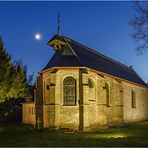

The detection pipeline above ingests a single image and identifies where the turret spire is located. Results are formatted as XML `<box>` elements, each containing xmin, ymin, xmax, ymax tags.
<box><xmin>58</xmin><ymin>13</ymin><xmax>60</xmax><ymax>36</ymax></box>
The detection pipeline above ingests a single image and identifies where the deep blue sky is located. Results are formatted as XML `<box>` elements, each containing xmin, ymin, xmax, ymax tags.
<box><xmin>0</xmin><ymin>1</ymin><xmax>148</xmax><ymax>82</ymax></box>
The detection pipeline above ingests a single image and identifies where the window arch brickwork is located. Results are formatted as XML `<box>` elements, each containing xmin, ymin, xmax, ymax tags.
<box><xmin>63</xmin><ymin>77</ymin><xmax>76</xmax><ymax>105</ymax></box>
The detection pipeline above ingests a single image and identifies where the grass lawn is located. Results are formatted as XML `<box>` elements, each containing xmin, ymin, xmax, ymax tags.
<box><xmin>0</xmin><ymin>121</ymin><xmax>148</xmax><ymax>147</ymax></box>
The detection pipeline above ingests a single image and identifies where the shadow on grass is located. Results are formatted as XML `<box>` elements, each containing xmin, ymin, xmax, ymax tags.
<box><xmin>0</xmin><ymin>121</ymin><xmax>148</xmax><ymax>147</ymax></box>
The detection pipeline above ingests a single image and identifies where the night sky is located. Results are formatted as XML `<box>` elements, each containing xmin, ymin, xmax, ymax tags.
<box><xmin>0</xmin><ymin>1</ymin><xmax>148</xmax><ymax>82</ymax></box>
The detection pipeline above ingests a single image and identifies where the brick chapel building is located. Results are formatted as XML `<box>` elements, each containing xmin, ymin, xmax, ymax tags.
<box><xmin>22</xmin><ymin>34</ymin><xmax>148</xmax><ymax>131</ymax></box>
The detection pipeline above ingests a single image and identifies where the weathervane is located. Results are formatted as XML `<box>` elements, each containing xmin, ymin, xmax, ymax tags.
<box><xmin>58</xmin><ymin>13</ymin><xmax>60</xmax><ymax>36</ymax></box>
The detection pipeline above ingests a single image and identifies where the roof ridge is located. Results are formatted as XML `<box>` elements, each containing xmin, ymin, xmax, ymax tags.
<box><xmin>62</xmin><ymin>35</ymin><xmax>134</xmax><ymax>73</ymax></box>
<box><xmin>44</xmin><ymin>34</ymin><xmax>146</xmax><ymax>86</ymax></box>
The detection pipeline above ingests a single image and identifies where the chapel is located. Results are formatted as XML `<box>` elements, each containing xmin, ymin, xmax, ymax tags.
<box><xmin>22</xmin><ymin>34</ymin><xmax>148</xmax><ymax>131</ymax></box>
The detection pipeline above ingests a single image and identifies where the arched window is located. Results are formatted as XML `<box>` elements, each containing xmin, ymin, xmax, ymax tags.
<box><xmin>131</xmin><ymin>89</ymin><xmax>136</xmax><ymax>108</ymax></box>
<box><xmin>63</xmin><ymin>77</ymin><xmax>76</xmax><ymax>105</ymax></box>
<box><xmin>105</xmin><ymin>82</ymin><xmax>110</xmax><ymax>107</ymax></box>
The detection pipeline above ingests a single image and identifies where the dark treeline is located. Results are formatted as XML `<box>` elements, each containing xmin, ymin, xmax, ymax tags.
<box><xmin>0</xmin><ymin>37</ymin><xmax>33</xmax><ymax>103</ymax></box>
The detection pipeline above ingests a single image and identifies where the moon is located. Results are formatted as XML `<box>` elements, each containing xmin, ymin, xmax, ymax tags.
<box><xmin>35</xmin><ymin>33</ymin><xmax>42</xmax><ymax>40</ymax></box>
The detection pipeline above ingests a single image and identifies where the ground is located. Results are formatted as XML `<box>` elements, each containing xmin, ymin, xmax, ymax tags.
<box><xmin>0</xmin><ymin>121</ymin><xmax>148</xmax><ymax>147</ymax></box>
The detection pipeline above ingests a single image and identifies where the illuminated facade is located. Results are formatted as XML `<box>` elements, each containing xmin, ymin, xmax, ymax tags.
<box><xmin>22</xmin><ymin>34</ymin><xmax>148</xmax><ymax>131</ymax></box>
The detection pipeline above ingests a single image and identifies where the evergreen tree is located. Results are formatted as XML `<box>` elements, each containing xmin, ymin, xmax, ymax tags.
<box><xmin>0</xmin><ymin>37</ymin><xmax>29</xmax><ymax>102</ymax></box>
<box><xmin>8</xmin><ymin>60</ymin><xmax>28</xmax><ymax>99</ymax></box>
<box><xmin>0</xmin><ymin>37</ymin><xmax>12</xmax><ymax>102</ymax></box>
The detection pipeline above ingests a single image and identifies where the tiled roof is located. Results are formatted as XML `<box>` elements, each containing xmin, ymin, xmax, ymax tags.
<box><xmin>42</xmin><ymin>35</ymin><xmax>146</xmax><ymax>87</ymax></box>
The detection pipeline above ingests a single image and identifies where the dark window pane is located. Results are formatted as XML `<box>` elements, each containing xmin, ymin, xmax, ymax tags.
<box><xmin>63</xmin><ymin>77</ymin><xmax>76</xmax><ymax>105</ymax></box>
<box><xmin>106</xmin><ymin>83</ymin><xmax>110</xmax><ymax>107</ymax></box>
<box><xmin>132</xmin><ymin>89</ymin><xmax>136</xmax><ymax>108</ymax></box>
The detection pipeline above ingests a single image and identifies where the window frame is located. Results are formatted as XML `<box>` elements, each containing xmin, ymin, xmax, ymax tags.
<box><xmin>105</xmin><ymin>82</ymin><xmax>111</xmax><ymax>107</ymax></box>
<box><xmin>63</xmin><ymin>76</ymin><xmax>76</xmax><ymax>106</ymax></box>
<box><xmin>131</xmin><ymin>89</ymin><xmax>136</xmax><ymax>108</ymax></box>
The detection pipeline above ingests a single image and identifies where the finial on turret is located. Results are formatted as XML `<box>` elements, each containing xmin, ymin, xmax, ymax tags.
<box><xmin>58</xmin><ymin>13</ymin><xmax>60</xmax><ymax>36</ymax></box>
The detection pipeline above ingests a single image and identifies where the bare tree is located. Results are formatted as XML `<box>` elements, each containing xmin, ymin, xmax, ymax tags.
<box><xmin>130</xmin><ymin>1</ymin><xmax>148</xmax><ymax>55</ymax></box>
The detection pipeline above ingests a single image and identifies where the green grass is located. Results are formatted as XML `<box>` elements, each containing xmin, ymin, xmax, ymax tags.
<box><xmin>0</xmin><ymin>121</ymin><xmax>148</xmax><ymax>147</ymax></box>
